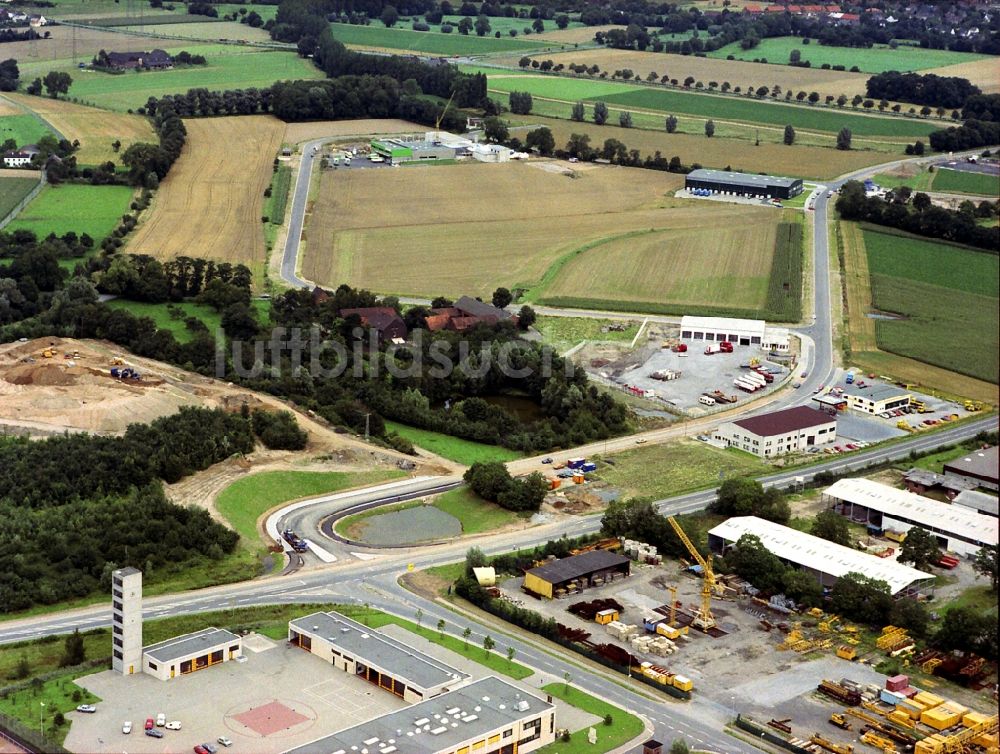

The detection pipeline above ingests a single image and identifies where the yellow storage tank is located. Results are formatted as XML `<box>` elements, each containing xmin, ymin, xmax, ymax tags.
<box><xmin>921</xmin><ymin>706</ymin><xmax>962</xmax><ymax>731</ymax></box>
<box><xmin>914</xmin><ymin>691</ymin><xmax>944</xmax><ymax>709</ymax></box>
<box><xmin>672</xmin><ymin>675</ymin><xmax>693</xmax><ymax>692</ymax></box>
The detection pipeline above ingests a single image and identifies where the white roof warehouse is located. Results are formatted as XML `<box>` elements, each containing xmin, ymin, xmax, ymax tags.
<box><xmin>708</xmin><ymin>516</ymin><xmax>934</xmax><ymax>596</ymax></box>
<box><xmin>823</xmin><ymin>478</ymin><xmax>999</xmax><ymax>557</ymax></box>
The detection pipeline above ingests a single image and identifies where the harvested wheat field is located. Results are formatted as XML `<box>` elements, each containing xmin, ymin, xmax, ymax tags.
<box><xmin>518</xmin><ymin>115</ymin><xmax>888</xmax><ymax>178</ymax></box>
<box><xmin>526</xmin><ymin>49</ymin><xmax>873</xmax><ymax>101</ymax></box>
<box><xmin>543</xmin><ymin>209</ymin><xmax>781</xmax><ymax>309</ymax></box>
<box><xmin>283</xmin><ymin>118</ymin><xmax>420</xmax><ymax>143</ymax></box>
<box><xmin>5</xmin><ymin>93</ymin><xmax>156</xmax><ymax>165</ymax></box>
<box><xmin>0</xmin><ymin>99</ymin><xmax>19</xmax><ymax>117</ymax></box>
<box><xmin>927</xmin><ymin>59</ymin><xmax>1000</xmax><ymax>94</ymax></box>
<box><xmin>0</xmin><ymin>26</ymin><xmax>150</xmax><ymax>68</ymax></box>
<box><xmin>128</xmin><ymin>115</ymin><xmax>284</xmax><ymax>272</ymax></box>
<box><xmin>531</xmin><ymin>24</ymin><xmax>625</xmax><ymax>44</ymax></box>
<box><xmin>305</xmin><ymin>160</ymin><xmax>697</xmax><ymax>298</ymax></box>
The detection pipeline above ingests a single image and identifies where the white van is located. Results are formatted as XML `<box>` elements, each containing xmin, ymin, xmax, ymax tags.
<box><xmin>699</xmin><ymin>396</ymin><xmax>716</xmax><ymax>406</ymax></box>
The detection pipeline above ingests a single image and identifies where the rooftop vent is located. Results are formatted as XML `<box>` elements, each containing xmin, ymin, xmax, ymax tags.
<box><xmin>430</xmin><ymin>726</ymin><xmax>447</xmax><ymax>735</ymax></box>
<box><xmin>516</xmin><ymin>700</ymin><xmax>530</xmax><ymax>712</ymax></box>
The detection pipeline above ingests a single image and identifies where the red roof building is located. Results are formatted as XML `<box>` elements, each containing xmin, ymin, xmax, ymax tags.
<box><xmin>339</xmin><ymin>307</ymin><xmax>408</xmax><ymax>342</ymax></box>
<box><xmin>714</xmin><ymin>406</ymin><xmax>837</xmax><ymax>458</ymax></box>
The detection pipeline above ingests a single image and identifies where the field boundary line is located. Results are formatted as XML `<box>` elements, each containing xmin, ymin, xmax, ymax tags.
<box><xmin>0</xmin><ymin>171</ymin><xmax>46</xmax><ymax>231</ymax></box>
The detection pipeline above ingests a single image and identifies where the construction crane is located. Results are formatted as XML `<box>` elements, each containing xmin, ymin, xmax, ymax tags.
<box><xmin>435</xmin><ymin>91</ymin><xmax>456</xmax><ymax>131</ymax></box>
<box><xmin>667</xmin><ymin>516</ymin><xmax>716</xmax><ymax>631</ymax></box>
<box><xmin>915</xmin><ymin>714</ymin><xmax>998</xmax><ymax>754</ymax></box>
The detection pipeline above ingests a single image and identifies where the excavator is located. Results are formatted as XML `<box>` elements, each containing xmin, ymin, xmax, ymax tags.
<box><xmin>667</xmin><ymin>516</ymin><xmax>717</xmax><ymax>632</ymax></box>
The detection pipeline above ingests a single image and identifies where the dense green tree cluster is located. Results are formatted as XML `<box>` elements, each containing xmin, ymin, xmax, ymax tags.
<box><xmin>464</xmin><ymin>462</ymin><xmax>547</xmax><ymax>512</ymax></box>
<box><xmin>866</xmin><ymin>72</ymin><xmax>980</xmax><ymax>110</ymax></box>
<box><xmin>252</xmin><ymin>408</ymin><xmax>308</xmax><ymax>450</ymax></box>
<box><xmin>600</xmin><ymin>498</ymin><xmax>703</xmax><ymax>560</ymax></box>
<box><xmin>709</xmin><ymin>478</ymin><xmax>790</xmax><ymax>524</ymax></box>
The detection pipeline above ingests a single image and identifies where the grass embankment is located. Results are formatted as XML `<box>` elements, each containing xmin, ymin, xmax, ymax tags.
<box><xmin>216</xmin><ymin>469</ymin><xmax>406</xmax><ymax>544</ymax></box>
<box><xmin>537</xmin><ymin>683</ymin><xmax>644</xmax><ymax>754</ymax></box>
<box><xmin>384</xmin><ymin>420</ymin><xmax>522</xmax><ymax>464</ymax></box>
<box><xmin>337</xmin><ymin>486</ymin><xmax>524</xmax><ymax>541</ymax></box>
<box><xmin>0</xmin><ymin>176</ymin><xmax>40</xmax><ymax>219</ymax></box>
<box><xmin>533</xmin><ymin>315</ymin><xmax>638</xmax><ymax>353</ymax></box>
<box><xmin>706</xmin><ymin>37</ymin><xmax>988</xmax><ymax>73</ymax></box>
<box><xmin>596</xmin><ymin>441</ymin><xmax>770</xmax><ymax>499</ymax></box>
<box><xmin>7</xmin><ymin>184</ymin><xmax>133</xmax><ymax>241</ymax></box>
<box><xmin>864</xmin><ymin>227</ymin><xmax>999</xmax><ymax>384</ymax></box>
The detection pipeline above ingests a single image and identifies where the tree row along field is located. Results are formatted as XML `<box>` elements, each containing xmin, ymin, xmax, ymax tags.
<box><xmin>126</xmin><ymin>116</ymin><xmax>285</xmax><ymax>277</ymax></box>
<box><xmin>4</xmin><ymin>93</ymin><xmax>156</xmax><ymax>165</ymax></box>
<box><xmin>508</xmin><ymin>48</ymin><xmax>878</xmax><ymax>102</ymax></box>
<box><xmin>508</xmin><ymin>114</ymin><xmax>892</xmax><ymax>178</ymax></box>
<box><xmin>706</xmin><ymin>36</ymin><xmax>992</xmax><ymax>73</ymax></box>
<box><xmin>863</xmin><ymin>227</ymin><xmax>999</xmax><ymax>385</ymax></box>
<box><xmin>486</xmin><ymin>74</ymin><xmax>939</xmax><ymax>138</ymax></box>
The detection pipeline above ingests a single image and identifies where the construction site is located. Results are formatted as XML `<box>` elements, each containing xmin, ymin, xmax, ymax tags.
<box><xmin>490</xmin><ymin>526</ymin><xmax>998</xmax><ymax>754</ymax></box>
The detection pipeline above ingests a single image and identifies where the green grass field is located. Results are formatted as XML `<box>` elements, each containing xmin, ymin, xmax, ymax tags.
<box><xmin>216</xmin><ymin>469</ymin><xmax>405</xmax><ymax>544</ymax></box>
<box><xmin>533</xmin><ymin>315</ymin><xmax>637</xmax><ymax>353</ymax></box>
<box><xmin>932</xmin><ymin>168</ymin><xmax>999</xmax><ymax>197</ymax></box>
<box><xmin>0</xmin><ymin>113</ymin><xmax>54</xmax><ymax>148</ymax></box>
<box><xmin>872</xmin><ymin>171</ymin><xmax>935</xmax><ymax>191</ymax></box>
<box><xmin>384</xmin><ymin>420</ymin><xmax>522</xmax><ymax>464</ymax></box>
<box><xmin>104</xmin><ymin>299</ymin><xmax>227</xmax><ymax>342</ymax></box>
<box><xmin>537</xmin><ymin>684</ymin><xmax>644</xmax><ymax>753</ymax></box>
<box><xmin>596</xmin><ymin>440</ymin><xmax>769</xmax><ymax>499</ymax></box>
<box><xmin>49</xmin><ymin>50</ymin><xmax>320</xmax><ymax>111</ymax></box>
<box><xmin>707</xmin><ymin>37</ymin><xmax>989</xmax><ymax>73</ymax></box>
<box><xmin>7</xmin><ymin>184</ymin><xmax>133</xmax><ymax>241</ymax></box>
<box><xmin>0</xmin><ymin>176</ymin><xmax>41</xmax><ymax>219</ymax></box>
<box><xmin>265</xmin><ymin>164</ymin><xmax>292</xmax><ymax>224</ymax></box>
<box><xmin>0</xmin><ymin>668</ymin><xmax>101</xmax><ymax>746</ymax></box>
<box><xmin>328</xmin><ymin>22</ymin><xmax>545</xmax><ymax>54</ymax></box>
<box><xmin>438</xmin><ymin>14</ymin><xmax>584</xmax><ymax>34</ymax></box>
<box><xmin>864</xmin><ymin>228</ymin><xmax>999</xmax><ymax>383</ymax></box>
<box><xmin>486</xmin><ymin>75</ymin><xmax>938</xmax><ymax>137</ymax></box>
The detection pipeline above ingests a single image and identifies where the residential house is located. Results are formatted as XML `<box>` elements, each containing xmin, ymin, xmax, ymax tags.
<box><xmin>103</xmin><ymin>49</ymin><xmax>173</xmax><ymax>70</ymax></box>
<box><xmin>2</xmin><ymin>144</ymin><xmax>39</xmax><ymax>168</ymax></box>
<box><xmin>339</xmin><ymin>306</ymin><xmax>408</xmax><ymax>342</ymax></box>
<box><xmin>28</xmin><ymin>14</ymin><xmax>47</xmax><ymax>26</ymax></box>
<box><xmin>422</xmin><ymin>296</ymin><xmax>518</xmax><ymax>332</ymax></box>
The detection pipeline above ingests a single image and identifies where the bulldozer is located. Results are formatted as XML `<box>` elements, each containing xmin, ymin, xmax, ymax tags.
<box><xmin>41</xmin><ymin>348</ymin><xmax>55</xmax><ymax>358</ymax></box>
<box><xmin>964</xmin><ymin>400</ymin><xmax>983</xmax><ymax>411</ymax></box>
<box><xmin>829</xmin><ymin>713</ymin><xmax>852</xmax><ymax>731</ymax></box>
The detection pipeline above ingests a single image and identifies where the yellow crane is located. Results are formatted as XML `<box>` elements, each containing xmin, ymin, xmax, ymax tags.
<box><xmin>667</xmin><ymin>516</ymin><xmax>716</xmax><ymax>632</ymax></box>
<box><xmin>435</xmin><ymin>91</ymin><xmax>456</xmax><ymax>130</ymax></box>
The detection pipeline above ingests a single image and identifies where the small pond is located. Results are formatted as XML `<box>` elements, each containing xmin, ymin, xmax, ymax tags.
<box><xmin>355</xmin><ymin>505</ymin><xmax>462</xmax><ymax>545</ymax></box>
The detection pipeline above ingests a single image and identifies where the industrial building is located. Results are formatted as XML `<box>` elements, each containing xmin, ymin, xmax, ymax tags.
<box><xmin>142</xmin><ymin>627</ymin><xmax>242</xmax><ymax>681</ymax></box>
<box><xmin>707</xmin><ymin>516</ymin><xmax>935</xmax><ymax>596</ymax></box>
<box><xmin>523</xmin><ymin>550</ymin><xmax>630</xmax><ymax>599</ymax></box>
<box><xmin>111</xmin><ymin>567</ymin><xmax>142</xmax><ymax>676</ymax></box>
<box><xmin>953</xmin><ymin>490</ymin><xmax>999</xmax><ymax>518</ymax></box>
<box><xmin>823</xmin><ymin>478</ymin><xmax>999</xmax><ymax>557</ymax></box>
<box><xmin>713</xmin><ymin>406</ymin><xmax>836</xmax><ymax>458</ymax></box>
<box><xmin>943</xmin><ymin>446</ymin><xmax>998</xmax><ymax>491</ymax></box>
<box><xmin>903</xmin><ymin>468</ymin><xmax>977</xmax><ymax>499</ymax></box>
<box><xmin>285</xmin><ymin>676</ymin><xmax>555</xmax><ymax>754</ymax></box>
<box><xmin>369</xmin><ymin>132</ymin><xmax>474</xmax><ymax>165</ymax></box>
<box><xmin>684</xmin><ymin>169</ymin><xmax>803</xmax><ymax>199</ymax></box>
<box><xmin>842</xmin><ymin>384</ymin><xmax>911</xmax><ymax>415</ymax></box>
<box><xmin>289</xmin><ymin>611</ymin><xmax>469</xmax><ymax>703</ymax></box>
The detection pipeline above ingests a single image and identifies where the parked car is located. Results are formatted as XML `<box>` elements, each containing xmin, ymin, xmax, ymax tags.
<box><xmin>218</xmin><ymin>738</ymin><xmax>233</xmax><ymax>748</ymax></box>
<box><xmin>541</xmin><ymin>457</ymin><xmax>553</xmax><ymax>464</ymax></box>
<box><xmin>122</xmin><ymin>721</ymin><xmax>132</xmax><ymax>735</ymax></box>
<box><xmin>201</xmin><ymin>743</ymin><xmax>218</xmax><ymax>754</ymax></box>
<box><xmin>166</xmin><ymin>721</ymin><xmax>182</xmax><ymax>730</ymax></box>
<box><xmin>792</xmin><ymin>382</ymin><xmax>801</xmax><ymax>389</ymax></box>
<box><xmin>76</xmin><ymin>705</ymin><xmax>97</xmax><ymax>714</ymax></box>
<box><xmin>846</xmin><ymin>444</ymin><xmax>858</xmax><ymax>450</ymax></box>
<box><xmin>145</xmin><ymin>729</ymin><xmax>164</xmax><ymax>739</ymax></box>
<box><xmin>635</xmin><ymin>438</ymin><xmax>647</xmax><ymax>444</ymax></box>
<box><xmin>145</xmin><ymin>718</ymin><xmax>155</xmax><ymax>731</ymax></box>
<box><xmin>194</xmin><ymin>747</ymin><xmax>210</xmax><ymax>754</ymax></box>
<box><xmin>156</xmin><ymin>712</ymin><xmax>166</xmax><ymax>727</ymax></box>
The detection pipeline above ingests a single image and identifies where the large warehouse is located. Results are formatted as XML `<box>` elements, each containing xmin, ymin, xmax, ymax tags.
<box><xmin>708</xmin><ymin>516</ymin><xmax>935</xmax><ymax>596</ymax></box>
<box><xmin>713</xmin><ymin>406</ymin><xmax>836</xmax><ymax>458</ymax></box>
<box><xmin>823</xmin><ymin>478</ymin><xmax>999</xmax><ymax>557</ymax></box>
<box><xmin>286</xmin><ymin>676</ymin><xmax>556</xmax><ymax>754</ymax></box>
<box><xmin>944</xmin><ymin>446</ymin><xmax>998</xmax><ymax>491</ymax></box>
<box><xmin>523</xmin><ymin>550</ymin><xmax>630</xmax><ymax>599</ymax></box>
<box><xmin>684</xmin><ymin>168</ymin><xmax>803</xmax><ymax>199</ymax></box>
<box><xmin>678</xmin><ymin>316</ymin><xmax>790</xmax><ymax>351</ymax></box>
<box><xmin>289</xmin><ymin>611</ymin><xmax>469</xmax><ymax>703</ymax></box>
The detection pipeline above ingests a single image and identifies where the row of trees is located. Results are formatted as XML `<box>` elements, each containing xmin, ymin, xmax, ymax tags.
<box><xmin>836</xmin><ymin>180</ymin><xmax>998</xmax><ymax>252</ymax></box>
<box><xmin>927</xmin><ymin>119</ymin><xmax>1000</xmax><ymax>154</ymax></box>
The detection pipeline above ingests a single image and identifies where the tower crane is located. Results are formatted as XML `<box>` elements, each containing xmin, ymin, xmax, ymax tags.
<box><xmin>435</xmin><ymin>91</ymin><xmax>456</xmax><ymax>131</ymax></box>
<box><xmin>667</xmin><ymin>516</ymin><xmax>717</xmax><ymax>632</ymax></box>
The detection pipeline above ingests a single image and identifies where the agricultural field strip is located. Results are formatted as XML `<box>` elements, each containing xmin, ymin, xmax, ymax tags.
<box><xmin>486</xmin><ymin>75</ymin><xmax>937</xmax><ymax>137</ymax></box>
<box><xmin>0</xmin><ymin>176</ymin><xmax>41</xmax><ymax>221</ymax></box>
<box><xmin>327</xmin><ymin>22</ymin><xmax>547</xmax><ymax>54</ymax></box>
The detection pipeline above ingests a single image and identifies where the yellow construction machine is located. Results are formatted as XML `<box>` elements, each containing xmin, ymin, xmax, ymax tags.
<box><xmin>667</xmin><ymin>516</ymin><xmax>716</xmax><ymax>631</ymax></box>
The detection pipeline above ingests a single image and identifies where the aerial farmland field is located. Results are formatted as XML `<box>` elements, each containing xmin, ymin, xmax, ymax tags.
<box><xmin>707</xmin><ymin>37</ymin><xmax>991</xmax><ymax>74</ymax></box>
<box><xmin>127</xmin><ymin>116</ymin><xmax>284</xmax><ymax>277</ymax></box>
<box><xmin>6</xmin><ymin>184</ymin><xmax>134</xmax><ymax>241</ymax></box>
<box><xmin>5</xmin><ymin>94</ymin><xmax>156</xmax><ymax>165</ymax></box>
<box><xmin>304</xmin><ymin>160</ymin><xmax>792</xmax><ymax>315</ymax></box>
<box><xmin>327</xmin><ymin>22</ymin><xmax>545</xmax><ymax>54</ymax></box>
<box><xmin>0</xmin><ymin>109</ymin><xmax>52</xmax><ymax>150</ymax></box>
<box><xmin>519</xmin><ymin>49</ymin><xmax>874</xmax><ymax>101</ymax></box>
<box><xmin>926</xmin><ymin>59</ymin><xmax>1000</xmax><ymax>94</ymax></box>
<box><xmin>486</xmin><ymin>75</ymin><xmax>938</xmax><ymax>137</ymax></box>
<box><xmin>0</xmin><ymin>173</ymin><xmax>41</xmax><ymax>220</ymax></box>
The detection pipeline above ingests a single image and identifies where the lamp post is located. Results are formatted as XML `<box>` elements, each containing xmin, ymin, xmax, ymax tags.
<box><xmin>39</xmin><ymin>701</ymin><xmax>45</xmax><ymax>734</ymax></box>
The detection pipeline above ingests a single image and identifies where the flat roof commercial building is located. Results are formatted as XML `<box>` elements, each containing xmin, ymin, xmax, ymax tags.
<box><xmin>523</xmin><ymin>550</ymin><xmax>629</xmax><ymax>599</ymax></box>
<box><xmin>680</xmin><ymin>316</ymin><xmax>765</xmax><ymax>346</ymax></box>
<box><xmin>142</xmin><ymin>627</ymin><xmax>242</xmax><ymax>681</ymax></box>
<box><xmin>953</xmin><ymin>489</ymin><xmax>999</xmax><ymax>518</ymax></box>
<box><xmin>685</xmin><ymin>169</ymin><xmax>803</xmax><ymax>199</ymax></box>
<box><xmin>286</xmin><ymin>676</ymin><xmax>555</xmax><ymax>754</ymax></box>
<box><xmin>944</xmin><ymin>446</ymin><xmax>998</xmax><ymax>491</ymax></box>
<box><xmin>843</xmin><ymin>384</ymin><xmax>910</xmax><ymax>415</ymax></box>
<box><xmin>289</xmin><ymin>611</ymin><xmax>469</xmax><ymax>703</ymax></box>
<box><xmin>714</xmin><ymin>406</ymin><xmax>836</xmax><ymax>458</ymax></box>
<box><xmin>708</xmin><ymin>516</ymin><xmax>934</xmax><ymax>596</ymax></box>
<box><xmin>823</xmin><ymin>478</ymin><xmax>999</xmax><ymax>557</ymax></box>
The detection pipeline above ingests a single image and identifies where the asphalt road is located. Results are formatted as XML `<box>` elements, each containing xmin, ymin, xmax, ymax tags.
<box><xmin>280</xmin><ymin>139</ymin><xmax>325</xmax><ymax>289</ymax></box>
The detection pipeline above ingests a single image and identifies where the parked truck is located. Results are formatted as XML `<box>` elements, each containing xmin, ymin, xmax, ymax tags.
<box><xmin>282</xmin><ymin>529</ymin><xmax>310</xmax><ymax>552</ymax></box>
<box><xmin>719</xmin><ymin>341</ymin><xmax>734</xmax><ymax>353</ymax></box>
<box><xmin>704</xmin><ymin>345</ymin><xmax>721</xmax><ymax>355</ymax></box>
